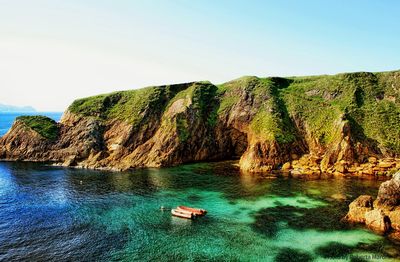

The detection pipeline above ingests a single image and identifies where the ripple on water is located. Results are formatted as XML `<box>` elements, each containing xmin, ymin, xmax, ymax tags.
<box><xmin>0</xmin><ymin>161</ymin><xmax>398</xmax><ymax>261</ymax></box>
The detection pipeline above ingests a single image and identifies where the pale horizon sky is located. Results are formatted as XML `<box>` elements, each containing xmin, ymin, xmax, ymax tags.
<box><xmin>1</xmin><ymin>0</ymin><xmax>399</xmax><ymax>111</ymax></box>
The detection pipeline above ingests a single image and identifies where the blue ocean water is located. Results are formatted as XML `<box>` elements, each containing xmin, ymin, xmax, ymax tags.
<box><xmin>0</xmin><ymin>112</ymin><xmax>63</xmax><ymax>137</ymax></box>
<box><xmin>0</xmin><ymin>161</ymin><xmax>398</xmax><ymax>261</ymax></box>
<box><xmin>0</xmin><ymin>112</ymin><xmax>399</xmax><ymax>260</ymax></box>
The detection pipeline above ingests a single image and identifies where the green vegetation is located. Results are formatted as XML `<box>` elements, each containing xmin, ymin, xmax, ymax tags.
<box><xmin>250</xmin><ymin>77</ymin><xmax>297</xmax><ymax>143</ymax></box>
<box><xmin>17</xmin><ymin>115</ymin><xmax>59</xmax><ymax>140</ymax></box>
<box><xmin>218</xmin><ymin>76</ymin><xmax>296</xmax><ymax>143</ymax></box>
<box><xmin>281</xmin><ymin>76</ymin><xmax>345</xmax><ymax>145</ymax></box>
<box><xmin>217</xmin><ymin>76</ymin><xmax>255</xmax><ymax>114</ymax></box>
<box><xmin>176</xmin><ymin>116</ymin><xmax>189</xmax><ymax>142</ymax></box>
<box><xmin>164</xmin><ymin>82</ymin><xmax>219</xmax><ymax>140</ymax></box>
<box><xmin>66</xmin><ymin>70</ymin><xmax>400</xmax><ymax>153</ymax></box>
<box><xmin>68</xmin><ymin>83</ymin><xmax>189</xmax><ymax>126</ymax></box>
<box><xmin>281</xmin><ymin>71</ymin><xmax>400</xmax><ymax>150</ymax></box>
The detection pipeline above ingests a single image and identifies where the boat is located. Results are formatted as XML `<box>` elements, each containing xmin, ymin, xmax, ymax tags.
<box><xmin>171</xmin><ymin>209</ymin><xmax>195</xmax><ymax>219</ymax></box>
<box><xmin>177</xmin><ymin>206</ymin><xmax>207</xmax><ymax>216</ymax></box>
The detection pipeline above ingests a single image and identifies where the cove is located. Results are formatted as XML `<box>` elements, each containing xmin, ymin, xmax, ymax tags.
<box><xmin>0</xmin><ymin>161</ymin><xmax>399</xmax><ymax>261</ymax></box>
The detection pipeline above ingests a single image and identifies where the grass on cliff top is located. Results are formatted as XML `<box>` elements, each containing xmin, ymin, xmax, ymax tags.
<box><xmin>164</xmin><ymin>82</ymin><xmax>218</xmax><ymax>141</ymax></box>
<box><xmin>216</xmin><ymin>76</ymin><xmax>256</xmax><ymax>114</ymax></box>
<box><xmin>281</xmin><ymin>71</ymin><xmax>400</xmax><ymax>150</ymax></box>
<box><xmin>218</xmin><ymin>76</ymin><xmax>297</xmax><ymax>143</ymax></box>
<box><xmin>67</xmin><ymin>70</ymin><xmax>400</xmax><ymax>152</ymax></box>
<box><xmin>68</xmin><ymin>83</ymin><xmax>192</xmax><ymax>126</ymax></box>
<box><xmin>17</xmin><ymin>115</ymin><xmax>59</xmax><ymax>140</ymax></box>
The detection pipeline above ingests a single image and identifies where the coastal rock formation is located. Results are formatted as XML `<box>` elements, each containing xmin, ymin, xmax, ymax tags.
<box><xmin>364</xmin><ymin>209</ymin><xmax>391</xmax><ymax>233</ymax></box>
<box><xmin>0</xmin><ymin>70</ymin><xmax>399</xmax><ymax>173</ymax></box>
<box><xmin>376</xmin><ymin>172</ymin><xmax>400</xmax><ymax>207</ymax></box>
<box><xmin>344</xmin><ymin>195</ymin><xmax>373</xmax><ymax>223</ymax></box>
<box><xmin>344</xmin><ymin>171</ymin><xmax>400</xmax><ymax>237</ymax></box>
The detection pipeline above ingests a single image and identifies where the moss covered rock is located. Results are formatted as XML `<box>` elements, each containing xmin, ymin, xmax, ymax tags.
<box><xmin>16</xmin><ymin>115</ymin><xmax>58</xmax><ymax>140</ymax></box>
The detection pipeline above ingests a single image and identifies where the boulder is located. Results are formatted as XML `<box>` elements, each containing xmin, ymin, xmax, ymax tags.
<box><xmin>378</xmin><ymin>161</ymin><xmax>395</xmax><ymax>169</ymax></box>
<box><xmin>387</xmin><ymin>208</ymin><xmax>400</xmax><ymax>231</ymax></box>
<box><xmin>368</xmin><ymin>156</ymin><xmax>377</xmax><ymax>164</ymax></box>
<box><xmin>365</xmin><ymin>209</ymin><xmax>391</xmax><ymax>233</ymax></box>
<box><xmin>334</xmin><ymin>163</ymin><xmax>347</xmax><ymax>173</ymax></box>
<box><xmin>62</xmin><ymin>155</ymin><xmax>77</xmax><ymax>167</ymax></box>
<box><xmin>281</xmin><ymin>162</ymin><xmax>291</xmax><ymax>171</ymax></box>
<box><xmin>376</xmin><ymin>171</ymin><xmax>400</xmax><ymax>207</ymax></box>
<box><xmin>344</xmin><ymin>195</ymin><xmax>374</xmax><ymax>223</ymax></box>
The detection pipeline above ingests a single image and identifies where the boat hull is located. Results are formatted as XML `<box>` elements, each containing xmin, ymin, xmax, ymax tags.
<box><xmin>171</xmin><ymin>209</ymin><xmax>194</xmax><ymax>219</ymax></box>
<box><xmin>177</xmin><ymin>206</ymin><xmax>207</xmax><ymax>216</ymax></box>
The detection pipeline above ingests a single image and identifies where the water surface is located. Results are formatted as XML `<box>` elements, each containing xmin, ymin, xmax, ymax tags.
<box><xmin>0</xmin><ymin>161</ymin><xmax>399</xmax><ymax>261</ymax></box>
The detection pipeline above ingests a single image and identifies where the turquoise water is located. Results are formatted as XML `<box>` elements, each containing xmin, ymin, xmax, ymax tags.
<box><xmin>0</xmin><ymin>112</ymin><xmax>62</xmax><ymax>137</ymax></box>
<box><xmin>0</xmin><ymin>161</ymin><xmax>399</xmax><ymax>261</ymax></box>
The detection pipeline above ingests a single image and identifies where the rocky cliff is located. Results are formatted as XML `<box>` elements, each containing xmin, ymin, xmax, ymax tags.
<box><xmin>344</xmin><ymin>171</ymin><xmax>400</xmax><ymax>239</ymax></box>
<box><xmin>1</xmin><ymin>71</ymin><xmax>399</xmax><ymax>175</ymax></box>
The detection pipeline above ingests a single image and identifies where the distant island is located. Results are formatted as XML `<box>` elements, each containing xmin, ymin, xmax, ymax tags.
<box><xmin>0</xmin><ymin>103</ymin><xmax>36</xmax><ymax>113</ymax></box>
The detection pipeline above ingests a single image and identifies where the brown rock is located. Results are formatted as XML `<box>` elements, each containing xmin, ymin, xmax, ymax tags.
<box><xmin>62</xmin><ymin>155</ymin><xmax>76</xmax><ymax>167</ymax></box>
<box><xmin>344</xmin><ymin>195</ymin><xmax>374</xmax><ymax>223</ymax></box>
<box><xmin>362</xmin><ymin>168</ymin><xmax>374</xmax><ymax>176</ymax></box>
<box><xmin>376</xmin><ymin>171</ymin><xmax>400</xmax><ymax>207</ymax></box>
<box><xmin>365</xmin><ymin>209</ymin><xmax>391</xmax><ymax>233</ymax></box>
<box><xmin>335</xmin><ymin>163</ymin><xmax>347</xmax><ymax>173</ymax></box>
<box><xmin>299</xmin><ymin>155</ymin><xmax>309</xmax><ymax>166</ymax></box>
<box><xmin>378</xmin><ymin>161</ymin><xmax>395</xmax><ymax>169</ymax></box>
<box><xmin>330</xmin><ymin>193</ymin><xmax>347</xmax><ymax>201</ymax></box>
<box><xmin>281</xmin><ymin>162</ymin><xmax>291</xmax><ymax>171</ymax></box>
<box><xmin>347</xmin><ymin>166</ymin><xmax>357</xmax><ymax>173</ymax></box>
<box><xmin>368</xmin><ymin>156</ymin><xmax>378</xmax><ymax>164</ymax></box>
<box><xmin>387</xmin><ymin>209</ymin><xmax>400</xmax><ymax>231</ymax></box>
<box><xmin>290</xmin><ymin>169</ymin><xmax>303</xmax><ymax>178</ymax></box>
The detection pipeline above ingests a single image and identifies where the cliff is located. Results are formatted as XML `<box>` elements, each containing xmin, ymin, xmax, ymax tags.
<box><xmin>1</xmin><ymin>70</ymin><xmax>399</xmax><ymax>175</ymax></box>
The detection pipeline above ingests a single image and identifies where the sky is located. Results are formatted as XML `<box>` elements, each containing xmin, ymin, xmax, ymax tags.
<box><xmin>1</xmin><ymin>0</ymin><xmax>399</xmax><ymax>111</ymax></box>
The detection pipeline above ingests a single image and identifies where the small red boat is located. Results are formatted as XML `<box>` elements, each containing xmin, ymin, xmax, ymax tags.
<box><xmin>171</xmin><ymin>209</ymin><xmax>195</xmax><ymax>219</ymax></box>
<box><xmin>177</xmin><ymin>206</ymin><xmax>207</xmax><ymax>216</ymax></box>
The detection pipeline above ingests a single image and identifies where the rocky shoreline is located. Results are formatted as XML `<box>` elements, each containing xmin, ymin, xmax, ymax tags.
<box><xmin>344</xmin><ymin>171</ymin><xmax>400</xmax><ymax>240</ymax></box>
<box><xmin>278</xmin><ymin>154</ymin><xmax>400</xmax><ymax>179</ymax></box>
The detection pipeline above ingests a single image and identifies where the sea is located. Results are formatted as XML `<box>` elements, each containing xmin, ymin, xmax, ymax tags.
<box><xmin>0</xmin><ymin>113</ymin><xmax>399</xmax><ymax>261</ymax></box>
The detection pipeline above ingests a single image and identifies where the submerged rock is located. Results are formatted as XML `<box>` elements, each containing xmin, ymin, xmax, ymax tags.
<box><xmin>329</xmin><ymin>193</ymin><xmax>347</xmax><ymax>201</ymax></box>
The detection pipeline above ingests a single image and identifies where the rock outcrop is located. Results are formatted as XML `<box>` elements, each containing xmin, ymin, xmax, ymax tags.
<box><xmin>376</xmin><ymin>172</ymin><xmax>400</xmax><ymax>207</ymax></box>
<box><xmin>0</xmin><ymin>71</ymin><xmax>399</xmax><ymax>174</ymax></box>
<box><xmin>344</xmin><ymin>195</ymin><xmax>374</xmax><ymax>223</ymax></box>
<box><xmin>344</xmin><ymin>171</ymin><xmax>400</xmax><ymax>238</ymax></box>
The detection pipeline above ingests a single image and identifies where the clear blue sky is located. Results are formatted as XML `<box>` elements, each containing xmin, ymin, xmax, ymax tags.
<box><xmin>1</xmin><ymin>0</ymin><xmax>399</xmax><ymax>111</ymax></box>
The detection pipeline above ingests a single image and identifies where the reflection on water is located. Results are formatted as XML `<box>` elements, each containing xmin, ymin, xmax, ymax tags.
<box><xmin>0</xmin><ymin>161</ymin><xmax>399</xmax><ymax>261</ymax></box>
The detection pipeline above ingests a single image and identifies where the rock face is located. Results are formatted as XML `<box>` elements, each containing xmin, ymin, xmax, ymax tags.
<box><xmin>344</xmin><ymin>195</ymin><xmax>373</xmax><ymax>223</ymax></box>
<box><xmin>344</xmin><ymin>171</ymin><xmax>400</xmax><ymax>237</ymax></box>
<box><xmin>376</xmin><ymin>172</ymin><xmax>400</xmax><ymax>207</ymax></box>
<box><xmin>365</xmin><ymin>209</ymin><xmax>391</xmax><ymax>233</ymax></box>
<box><xmin>0</xmin><ymin>71</ymin><xmax>400</xmax><ymax>173</ymax></box>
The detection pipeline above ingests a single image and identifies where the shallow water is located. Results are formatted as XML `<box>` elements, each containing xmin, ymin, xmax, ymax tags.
<box><xmin>0</xmin><ymin>161</ymin><xmax>398</xmax><ymax>261</ymax></box>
